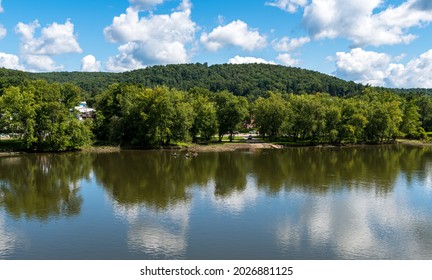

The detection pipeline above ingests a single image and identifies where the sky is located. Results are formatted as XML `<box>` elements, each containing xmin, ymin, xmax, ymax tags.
<box><xmin>0</xmin><ymin>0</ymin><xmax>432</xmax><ymax>88</ymax></box>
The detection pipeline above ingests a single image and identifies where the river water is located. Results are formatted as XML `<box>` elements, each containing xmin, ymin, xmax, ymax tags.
<box><xmin>1</xmin><ymin>145</ymin><xmax>432</xmax><ymax>259</ymax></box>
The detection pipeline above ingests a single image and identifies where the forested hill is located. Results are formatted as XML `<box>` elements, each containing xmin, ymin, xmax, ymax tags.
<box><xmin>120</xmin><ymin>64</ymin><xmax>365</xmax><ymax>97</ymax></box>
<box><xmin>1</xmin><ymin>63</ymin><xmax>364</xmax><ymax>98</ymax></box>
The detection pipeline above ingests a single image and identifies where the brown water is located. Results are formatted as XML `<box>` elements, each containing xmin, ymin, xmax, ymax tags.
<box><xmin>1</xmin><ymin>145</ymin><xmax>432</xmax><ymax>259</ymax></box>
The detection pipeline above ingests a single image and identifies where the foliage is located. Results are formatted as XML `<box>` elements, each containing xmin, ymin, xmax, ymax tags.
<box><xmin>252</xmin><ymin>92</ymin><xmax>289</xmax><ymax>141</ymax></box>
<box><xmin>3</xmin><ymin>63</ymin><xmax>365</xmax><ymax>100</ymax></box>
<box><xmin>0</xmin><ymin>80</ymin><xmax>92</xmax><ymax>151</ymax></box>
<box><xmin>213</xmin><ymin>91</ymin><xmax>249</xmax><ymax>142</ymax></box>
<box><xmin>188</xmin><ymin>90</ymin><xmax>218</xmax><ymax>142</ymax></box>
<box><xmin>94</xmin><ymin>84</ymin><xmax>194</xmax><ymax>147</ymax></box>
<box><xmin>1</xmin><ymin>65</ymin><xmax>432</xmax><ymax>149</ymax></box>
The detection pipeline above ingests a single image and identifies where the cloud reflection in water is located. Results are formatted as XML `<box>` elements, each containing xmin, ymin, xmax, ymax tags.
<box><xmin>0</xmin><ymin>213</ymin><xmax>16</xmax><ymax>258</ymax></box>
<box><xmin>112</xmin><ymin>200</ymin><xmax>191</xmax><ymax>259</ymax></box>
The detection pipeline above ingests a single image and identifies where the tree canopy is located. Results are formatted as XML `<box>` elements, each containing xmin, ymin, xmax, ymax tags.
<box><xmin>1</xmin><ymin>64</ymin><xmax>432</xmax><ymax>151</ymax></box>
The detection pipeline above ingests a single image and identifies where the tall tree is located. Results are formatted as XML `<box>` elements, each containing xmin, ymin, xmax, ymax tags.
<box><xmin>214</xmin><ymin>91</ymin><xmax>249</xmax><ymax>142</ymax></box>
<box><xmin>252</xmin><ymin>92</ymin><xmax>288</xmax><ymax>141</ymax></box>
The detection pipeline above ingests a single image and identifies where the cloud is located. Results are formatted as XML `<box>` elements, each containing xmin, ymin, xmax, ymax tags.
<box><xmin>200</xmin><ymin>20</ymin><xmax>267</xmax><ymax>51</ymax></box>
<box><xmin>333</xmin><ymin>48</ymin><xmax>432</xmax><ymax>88</ymax></box>
<box><xmin>0</xmin><ymin>52</ymin><xmax>24</xmax><ymax>70</ymax></box>
<box><xmin>104</xmin><ymin>0</ymin><xmax>196</xmax><ymax>71</ymax></box>
<box><xmin>105</xmin><ymin>43</ymin><xmax>146</xmax><ymax>72</ymax></box>
<box><xmin>13</xmin><ymin>19</ymin><xmax>82</xmax><ymax>71</ymax></box>
<box><xmin>112</xmin><ymin>200</ymin><xmax>191</xmax><ymax>258</ymax></box>
<box><xmin>276</xmin><ymin>186</ymin><xmax>432</xmax><ymax>259</ymax></box>
<box><xmin>333</xmin><ymin>48</ymin><xmax>391</xmax><ymax>86</ymax></box>
<box><xmin>0</xmin><ymin>214</ymin><xmax>17</xmax><ymax>257</ymax></box>
<box><xmin>22</xmin><ymin>54</ymin><xmax>63</xmax><ymax>72</ymax></box>
<box><xmin>204</xmin><ymin>178</ymin><xmax>261</xmax><ymax>214</ymax></box>
<box><xmin>15</xmin><ymin>20</ymin><xmax>82</xmax><ymax>55</ymax></box>
<box><xmin>0</xmin><ymin>25</ymin><xmax>6</xmax><ymax>40</ymax></box>
<box><xmin>277</xmin><ymin>53</ymin><xmax>300</xmax><ymax>66</ymax></box>
<box><xmin>265</xmin><ymin>0</ymin><xmax>308</xmax><ymax>13</ymax></box>
<box><xmin>228</xmin><ymin>55</ymin><xmax>276</xmax><ymax>65</ymax></box>
<box><xmin>272</xmin><ymin>36</ymin><xmax>310</xmax><ymax>52</ymax></box>
<box><xmin>388</xmin><ymin>49</ymin><xmax>432</xmax><ymax>88</ymax></box>
<box><xmin>302</xmin><ymin>0</ymin><xmax>432</xmax><ymax>47</ymax></box>
<box><xmin>81</xmin><ymin>55</ymin><xmax>101</xmax><ymax>72</ymax></box>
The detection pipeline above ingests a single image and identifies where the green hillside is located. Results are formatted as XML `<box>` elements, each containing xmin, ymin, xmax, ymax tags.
<box><xmin>2</xmin><ymin>63</ymin><xmax>364</xmax><ymax>98</ymax></box>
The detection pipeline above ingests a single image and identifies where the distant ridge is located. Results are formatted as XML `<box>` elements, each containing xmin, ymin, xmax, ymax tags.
<box><xmin>0</xmin><ymin>63</ymin><xmax>401</xmax><ymax>98</ymax></box>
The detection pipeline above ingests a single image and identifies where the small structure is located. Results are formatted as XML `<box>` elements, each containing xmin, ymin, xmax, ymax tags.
<box><xmin>74</xmin><ymin>101</ymin><xmax>95</xmax><ymax>120</ymax></box>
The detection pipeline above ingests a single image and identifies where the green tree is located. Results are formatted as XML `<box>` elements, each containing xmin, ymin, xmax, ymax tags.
<box><xmin>0</xmin><ymin>81</ymin><xmax>92</xmax><ymax>151</ymax></box>
<box><xmin>339</xmin><ymin>98</ymin><xmax>369</xmax><ymax>143</ymax></box>
<box><xmin>400</xmin><ymin>101</ymin><xmax>425</xmax><ymax>139</ymax></box>
<box><xmin>96</xmin><ymin>85</ymin><xmax>193</xmax><ymax>147</ymax></box>
<box><xmin>252</xmin><ymin>92</ymin><xmax>288</xmax><ymax>141</ymax></box>
<box><xmin>214</xmin><ymin>91</ymin><xmax>248</xmax><ymax>142</ymax></box>
<box><xmin>189</xmin><ymin>94</ymin><xmax>218</xmax><ymax>142</ymax></box>
<box><xmin>0</xmin><ymin>86</ymin><xmax>37</xmax><ymax>147</ymax></box>
<box><xmin>361</xmin><ymin>90</ymin><xmax>404</xmax><ymax>143</ymax></box>
<box><xmin>287</xmin><ymin>94</ymin><xmax>326</xmax><ymax>142</ymax></box>
<box><xmin>414</xmin><ymin>95</ymin><xmax>432</xmax><ymax>132</ymax></box>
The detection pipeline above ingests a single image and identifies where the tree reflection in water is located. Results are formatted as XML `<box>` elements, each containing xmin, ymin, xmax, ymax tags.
<box><xmin>0</xmin><ymin>153</ymin><xmax>92</xmax><ymax>220</ymax></box>
<box><xmin>1</xmin><ymin>145</ymin><xmax>432</xmax><ymax>259</ymax></box>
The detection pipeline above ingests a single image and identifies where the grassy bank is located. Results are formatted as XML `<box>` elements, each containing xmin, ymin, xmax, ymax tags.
<box><xmin>2</xmin><ymin>137</ymin><xmax>432</xmax><ymax>155</ymax></box>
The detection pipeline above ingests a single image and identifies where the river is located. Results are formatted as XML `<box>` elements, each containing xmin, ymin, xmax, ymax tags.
<box><xmin>1</xmin><ymin>145</ymin><xmax>432</xmax><ymax>259</ymax></box>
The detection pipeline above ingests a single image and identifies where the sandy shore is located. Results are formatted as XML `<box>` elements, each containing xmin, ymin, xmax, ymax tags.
<box><xmin>396</xmin><ymin>139</ymin><xmax>432</xmax><ymax>147</ymax></box>
<box><xmin>2</xmin><ymin>139</ymin><xmax>431</xmax><ymax>156</ymax></box>
<box><xmin>185</xmin><ymin>142</ymin><xmax>284</xmax><ymax>152</ymax></box>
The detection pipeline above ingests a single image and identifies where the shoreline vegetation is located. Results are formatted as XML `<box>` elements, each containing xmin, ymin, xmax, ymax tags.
<box><xmin>2</xmin><ymin>64</ymin><xmax>432</xmax><ymax>153</ymax></box>
<box><xmin>2</xmin><ymin>138</ymin><xmax>432</xmax><ymax>157</ymax></box>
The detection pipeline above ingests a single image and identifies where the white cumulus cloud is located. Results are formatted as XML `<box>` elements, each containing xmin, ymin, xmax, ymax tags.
<box><xmin>272</xmin><ymin>36</ymin><xmax>310</xmax><ymax>52</ymax></box>
<box><xmin>81</xmin><ymin>55</ymin><xmax>101</xmax><ymax>72</ymax></box>
<box><xmin>22</xmin><ymin>54</ymin><xmax>63</xmax><ymax>72</ymax></box>
<box><xmin>303</xmin><ymin>0</ymin><xmax>432</xmax><ymax>47</ymax></box>
<box><xmin>333</xmin><ymin>48</ymin><xmax>432</xmax><ymax>88</ymax></box>
<box><xmin>200</xmin><ymin>20</ymin><xmax>267</xmax><ymax>52</ymax></box>
<box><xmin>14</xmin><ymin>19</ymin><xmax>82</xmax><ymax>71</ymax></box>
<box><xmin>0</xmin><ymin>52</ymin><xmax>24</xmax><ymax>70</ymax></box>
<box><xmin>104</xmin><ymin>0</ymin><xmax>196</xmax><ymax>71</ymax></box>
<box><xmin>265</xmin><ymin>0</ymin><xmax>308</xmax><ymax>13</ymax></box>
<box><xmin>15</xmin><ymin>20</ymin><xmax>82</xmax><ymax>55</ymax></box>
<box><xmin>334</xmin><ymin>48</ymin><xmax>391</xmax><ymax>86</ymax></box>
<box><xmin>105</xmin><ymin>43</ymin><xmax>146</xmax><ymax>72</ymax></box>
<box><xmin>277</xmin><ymin>53</ymin><xmax>300</xmax><ymax>66</ymax></box>
<box><xmin>228</xmin><ymin>55</ymin><xmax>276</xmax><ymax>65</ymax></box>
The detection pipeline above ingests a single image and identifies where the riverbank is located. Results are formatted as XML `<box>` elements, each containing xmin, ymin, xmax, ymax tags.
<box><xmin>185</xmin><ymin>142</ymin><xmax>284</xmax><ymax>152</ymax></box>
<box><xmin>2</xmin><ymin>138</ymin><xmax>432</xmax><ymax>156</ymax></box>
<box><xmin>184</xmin><ymin>139</ymin><xmax>432</xmax><ymax>152</ymax></box>
<box><xmin>396</xmin><ymin>139</ymin><xmax>432</xmax><ymax>147</ymax></box>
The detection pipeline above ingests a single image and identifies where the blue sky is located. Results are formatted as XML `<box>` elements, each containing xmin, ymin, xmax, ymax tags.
<box><xmin>0</xmin><ymin>0</ymin><xmax>432</xmax><ymax>88</ymax></box>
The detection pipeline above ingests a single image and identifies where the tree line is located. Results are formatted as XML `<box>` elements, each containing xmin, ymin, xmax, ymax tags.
<box><xmin>1</xmin><ymin>73</ymin><xmax>432</xmax><ymax>151</ymax></box>
<box><xmin>2</xmin><ymin>63</ymin><xmax>365</xmax><ymax>100</ymax></box>
<box><xmin>0</xmin><ymin>80</ymin><xmax>92</xmax><ymax>151</ymax></box>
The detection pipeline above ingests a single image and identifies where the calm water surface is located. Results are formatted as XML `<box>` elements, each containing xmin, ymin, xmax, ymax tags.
<box><xmin>1</xmin><ymin>145</ymin><xmax>432</xmax><ymax>259</ymax></box>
